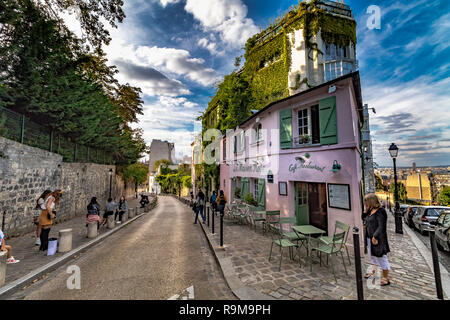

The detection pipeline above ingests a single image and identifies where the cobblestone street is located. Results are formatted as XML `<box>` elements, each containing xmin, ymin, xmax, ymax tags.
<box><xmin>203</xmin><ymin>209</ymin><xmax>445</xmax><ymax>300</ymax></box>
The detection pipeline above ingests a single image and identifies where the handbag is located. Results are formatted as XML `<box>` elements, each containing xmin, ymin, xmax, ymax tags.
<box><xmin>370</xmin><ymin>239</ymin><xmax>385</xmax><ymax>258</ymax></box>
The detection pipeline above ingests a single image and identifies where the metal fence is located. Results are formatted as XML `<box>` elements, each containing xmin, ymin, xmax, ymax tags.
<box><xmin>0</xmin><ymin>107</ymin><xmax>114</xmax><ymax>164</ymax></box>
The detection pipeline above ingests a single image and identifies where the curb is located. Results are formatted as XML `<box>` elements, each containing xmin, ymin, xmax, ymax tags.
<box><xmin>176</xmin><ymin>198</ymin><xmax>274</xmax><ymax>301</ymax></box>
<box><xmin>0</xmin><ymin>200</ymin><xmax>158</xmax><ymax>299</ymax></box>
<box><xmin>403</xmin><ymin>223</ymin><xmax>450</xmax><ymax>299</ymax></box>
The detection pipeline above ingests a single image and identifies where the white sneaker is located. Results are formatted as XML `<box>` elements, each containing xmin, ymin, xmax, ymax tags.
<box><xmin>116</xmin><ymin>221</ymin><xmax>121</xmax><ymax>224</ymax></box>
<box><xmin>35</xmin><ymin>238</ymin><xmax>41</xmax><ymax>246</ymax></box>
<box><xmin>6</xmin><ymin>257</ymin><xmax>20</xmax><ymax>264</ymax></box>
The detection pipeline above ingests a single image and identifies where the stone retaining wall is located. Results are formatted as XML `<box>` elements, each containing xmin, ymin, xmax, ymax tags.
<box><xmin>0</xmin><ymin>137</ymin><xmax>135</xmax><ymax>237</ymax></box>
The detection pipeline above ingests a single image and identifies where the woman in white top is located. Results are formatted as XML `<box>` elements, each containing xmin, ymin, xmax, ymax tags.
<box><xmin>38</xmin><ymin>190</ymin><xmax>63</xmax><ymax>252</ymax></box>
<box><xmin>35</xmin><ymin>190</ymin><xmax>52</xmax><ymax>246</ymax></box>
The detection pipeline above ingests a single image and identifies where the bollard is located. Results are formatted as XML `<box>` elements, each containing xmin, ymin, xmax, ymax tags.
<box><xmin>429</xmin><ymin>230</ymin><xmax>444</xmax><ymax>300</ymax></box>
<box><xmin>107</xmin><ymin>214</ymin><xmax>115</xmax><ymax>229</ymax></box>
<box><xmin>220</xmin><ymin>213</ymin><xmax>224</xmax><ymax>247</ymax></box>
<box><xmin>58</xmin><ymin>229</ymin><xmax>72</xmax><ymax>253</ymax></box>
<box><xmin>128</xmin><ymin>208</ymin><xmax>135</xmax><ymax>219</ymax></box>
<box><xmin>87</xmin><ymin>222</ymin><xmax>98</xmax><ymax>239</ymax></box>
<box><xmin>2</xmin><ymin>210</ymin><xmax>5</xmax><ymax>231</ymax></box>
<box><xmin>0</xmin><ymin>251</ymin><xmax>7</xmax><ymax>287</ymax></box>
<box><xmin>353</xmin><ymin>227</ymin><xmax>364</xmax><ymax>300</ymax></box>
<box><xmin>207</xmin><ymin>206</ymin><xmax>210</xmax><ymax>227</ymax></box>
<box><xmin>212</xmin><ymin>207</ymin><xmax>215</xmax><ymax>235</ymax></box>
<box><xmin>121</xmin><ymin>211</ymin><xmax>128</xmax><ymax>223</ymax></box>
<box><xmin>135</xmin><ymin>207</ymin><xmax>138</xmax><ymax>216</ymax></box>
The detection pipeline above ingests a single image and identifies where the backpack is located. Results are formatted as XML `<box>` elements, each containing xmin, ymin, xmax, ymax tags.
<box><xmin>218</xmin><ymin>196</ymin><xmax>226</xmax><ymax>205</ymax></box>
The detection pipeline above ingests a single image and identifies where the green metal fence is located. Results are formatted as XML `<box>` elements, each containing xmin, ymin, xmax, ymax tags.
<box><xmin>0</xmin><ymin>107</ymin><xmax>114</xmax><ymax>164</ymax></box>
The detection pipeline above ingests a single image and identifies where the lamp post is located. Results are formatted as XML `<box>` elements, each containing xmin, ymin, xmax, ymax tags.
<box><xmin>388</xmin><ymin>143</ymin><xmax>403</xmax><ymax>234</ymax></box>
<box><xmin>109</xmin><ymin>168</ymin><xmax>113</xmax><ymax>199</ymax></box>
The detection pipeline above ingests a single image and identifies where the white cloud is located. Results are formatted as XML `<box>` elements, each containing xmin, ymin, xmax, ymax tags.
<box><xmin>160</xmin><ymin>0</ymin><xmax>181</xmax><ymax>7</ymax></box>
<box><xmin>132</xmin><ymin>96</ymin><xmax>204</xmax><ymax>157</ymax></box>
<box><xmin>184</xmin><ymin>0</ymin><xmax>259</xmax><ymax>48</ymax></box>
<box><xmin>364</xmin><ymin>76</ymin><xmax>450</xmax><ymax>166</ymax></box>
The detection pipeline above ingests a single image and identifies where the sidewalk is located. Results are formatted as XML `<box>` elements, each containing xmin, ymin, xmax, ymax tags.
<box><xmin>2</xmin><ymin>196</ymin><xmax>153</xmax><ymax>288</ymax></box>
<box><xmin>194</xmin><ymin>204</ymin><xmax>445</xmax><ymax>300</ymax></box>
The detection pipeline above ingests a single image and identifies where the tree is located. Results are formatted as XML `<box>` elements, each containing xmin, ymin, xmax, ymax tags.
<box><xmin>439</xmin><ymin>186</ymin><xmax>450</xmax><ymax>206</ymax></box>
<box><xmin>390</xmin><ymin>182</ymin><xmax>407</xmax><ymax>203</ymax></box>
<box><xmin>375</xmin><ymin>175</ymin><xmax>385</xmax><ymax>192</ymax></box>
<box><xmin>154</xmin><ymin>159</ymin><xmax>172</xmax><ymax>172</ymax></box>
<box><xmin>123</xmin><ymin>163</ymin><xmax>149</xmax><ymax>193</ymax></box>
<box><xmin>32</xmin><ymin>0</ymin><xmax>125</xmax><ymax>49</ymax></box>
<box><xmin>182</xmin><ymin>176</ymin><xmax>192</xmax><ymax>189</ymax></box>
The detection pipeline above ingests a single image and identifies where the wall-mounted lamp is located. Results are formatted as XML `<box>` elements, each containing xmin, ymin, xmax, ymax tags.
<box><xmin>255</xmin><ymin>117</ymin><xmax>261</xmax><ymax>123</ymax></box>
<box><xmin>328</xmin><ymin>85</ymin><xmax>336</xmax><ymax>94</ymax></box>
<box><xmin>330</xmin><ymin>160</ymin><xmax>342</xmax><ymax>172</ymax></box>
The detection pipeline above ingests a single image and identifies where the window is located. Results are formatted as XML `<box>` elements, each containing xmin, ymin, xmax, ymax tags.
<box><xmin>324</xmin><ymin>61</ymin><xmax>354</xmax><ymax>82</ymax></box>
<box><xmin>296</xmin><ymin>105</ymin><xmax>320</xmax><ymax>145</ymax></box>
<box><xmin>253</xmin><ymin>178</ymin><xmax>259</xmax><ymax>200</ymax></box>
<box><xmin>223</xmin><ymin>138</ymin><xmax>227</xmax><ymax>162</ymax></box>
<box><xmin>325</xmin><ymin>43</ymin><xmax>349</xmax><ymax>61</ymax></box>
<box><xmin>253</xmin><ymin>123</ymin><xmax>263</xmax><ymax>143</ymax></box>
<box><xmin>234</xmin><ymin>131</ymin><xmax>245</xmax><ymax>154</ymax></box>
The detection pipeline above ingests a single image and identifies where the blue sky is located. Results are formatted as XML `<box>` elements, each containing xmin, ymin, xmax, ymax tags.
<box><xmin>65</xmin><ymin>0</ymin><xmax>450</xmax><ymax>166</ymax></box>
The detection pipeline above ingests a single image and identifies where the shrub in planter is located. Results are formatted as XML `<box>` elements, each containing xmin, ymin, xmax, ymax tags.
<box><xmin>244</xmin><ymin>193</ymin><xmax>259</xmax><ymax>207</ymax></box>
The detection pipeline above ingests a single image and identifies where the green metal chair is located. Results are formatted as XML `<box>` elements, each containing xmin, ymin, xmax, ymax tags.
<box><xmin>268</xmin><ymin>223</ymin><xmax>297</xmax><ymax>271</ymax></box>
<box><xmin>262</xmin><ymin>210</ymin><xmax>280</xmax><ymax>234</ymax></box>
<box><xmin>279</xmin><ymin>217</ymin><xmax>308</xmax><ymax>260</ymax></box>
<box><xmin>319</xmin><ymin>221</ymin><xmax>351</xmax><ymax>265</ymax></box>
<box><xmin>249</xmin><ymin>209</ymin><xmax>266</xmax><ymax>233</ymax></box>
<box><xmin>310</xmin><ymin>231</ymin><xmax>348</xmax><ymax>282</ymax></box>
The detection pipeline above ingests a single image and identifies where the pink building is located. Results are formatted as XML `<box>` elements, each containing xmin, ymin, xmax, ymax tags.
<box><xmin>220</xmin><ymin>72</ymin><xmax>365</xmax><ymax>241</ymax></box>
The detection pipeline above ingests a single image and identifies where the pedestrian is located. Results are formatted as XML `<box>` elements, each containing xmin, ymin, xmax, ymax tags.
<box><xmin>362</xmin><ymin>193</ymin><xmax>391</xmax><ymax>286</ymax></box>
<box><xmin>0</xmin><ymin>229</ymin><xmax>20</xmax><ymax>264</ymax></box>
<box><xmin>115</xmin><ymin>196</ymin><xmax>127</xmax><ymax>223</ymax></box>
<box><xmin>39</xmin><ymin>190</ymin><xmax>63</xmax><ymax>252</ymax></box>
<box><xmin>101</xmin><ymin>198</ymin><xmax>115</xmax><ymax>227</ymax></box>
<box><xmin>193</xmin><ymin>189</ymin><xmax>205</xmax><ymax>224</ymax></box>
<box><xmin>34</xmin><ymin>189</ymin><xmax>52</xmax><ymax>246</ymax></box>
<box><xmin>216</xmin><ymin>190</ymin><xmax>227</xmax><ymax>217</ymax></box>
<box><xmin>210</xmin><ymin>191</ymin><xmax>217</xmax><ymax>215</ymax></box>
<box><xmin>86</xmin><ymin>197</ymin><xmax>101</xmax><ymax>229</ymax></box>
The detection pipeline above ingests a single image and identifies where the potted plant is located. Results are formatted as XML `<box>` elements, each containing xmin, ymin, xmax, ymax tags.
<box><xmin>298</xmin><ymin>134</ymin><xmax>310</xmax><ymax>144</ymax></box>
<box><xmin>234</xmin><ymin>187</ymin><xmax>241</xmax><ymax>199</ymax></box>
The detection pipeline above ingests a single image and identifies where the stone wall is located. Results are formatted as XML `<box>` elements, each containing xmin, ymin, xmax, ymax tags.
<box><xmin>0</xmin><ymin>137</ymin><xmax>135</xmax><ymax>237</ymax></box>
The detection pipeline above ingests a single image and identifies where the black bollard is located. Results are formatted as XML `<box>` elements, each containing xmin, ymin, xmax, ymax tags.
<box><xmin>212</xmin><ymin>207</ymin><xmax>215</xmax><ymax>235</ymax></box>
<box><xmin>429</xmin><ymin>230</ymin><xmax>444</xmax><ymax>300</ymax></box>
<box><xmin>353</xmin><ymin>227</ymin><xmax>364</xmax><ymax>300</ymax></box>
<box><xmin>220</xmin><ymin>213</ymin><xmax>224</xmax><ymax>247</ymax></box>
<box><xmin>207</xmin><ymin>206</ymin><xmax>210</xmax><ymax>227</ymax></box>
<box><xmin>2</xmin><ymin>210</ymin><xmax>5</xmax><ymax>231</ymax></box>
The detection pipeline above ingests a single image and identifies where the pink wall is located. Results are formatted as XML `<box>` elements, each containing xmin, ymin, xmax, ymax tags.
<box><xmin>220</xmin><ymin>77</ymin><xmax>364</xmax><ymax>244</ymax></box>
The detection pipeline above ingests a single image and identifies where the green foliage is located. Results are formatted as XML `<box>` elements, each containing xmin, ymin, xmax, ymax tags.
<box><xmin>154</xmin><ymin>159</ymin><xmax>172</xmax><ymax>172</ymax></box>
<box><xmin>33</xmin><ymin>0</ymin><xmax>126</xmax><ymax>49</ymax></box>
<box><xmin>123</xmin><ymin>162</ymin><xmax>149</xmax><ymax>190</ymax></box>
<box><xmin>234</xmin><ymin>187</ymin><xmax>241</xmax><ymax>199</ymax></box>
<box><xmin>182</xmin><ymin>176</ymin><xmax>192</xmax><ymax>189</ymax></box>
<box><xmin>390</xmin><ymin>182</ymin><xmax>407</xmax><ymax>203</ymax></box>
<box><xmin>0</xmin><ymin>0</ymin><xmax>146</xmax><ymax>165</ymax></box>
<box><xmin>244</xmin><ymin>193</ymin><xmax>258</xmax><ymax>207</ymax></box>
<box><xmin>439</xmin><ymin>186</ymin><xmax>450</xmax><ymax>206</ymax></box>
<box><xmin>375</xmin><ymin>175</ymin><xmax>386</xmax><ymax>192</ymax></box>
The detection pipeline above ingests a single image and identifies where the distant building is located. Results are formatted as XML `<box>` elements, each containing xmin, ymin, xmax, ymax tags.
<box><xmin>412</xmin><ymin>162</ymin><xmax>417</xmax><ymax>172</ymax></box>
<box><xmin>148</xmin><ymin>140</ymin><xmax>175</xmax><ymax>173</ymax></box>
<box><xmin>406</xmin><ymin>172</ymin><xmax>432</xmax><ymax>204</ymax></box>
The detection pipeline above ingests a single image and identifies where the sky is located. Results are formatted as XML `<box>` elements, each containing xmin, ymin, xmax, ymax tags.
<box><xmin>64</xmin><ymin>0</ymin><xmax>450</xmax><ymax>167</ymax></box>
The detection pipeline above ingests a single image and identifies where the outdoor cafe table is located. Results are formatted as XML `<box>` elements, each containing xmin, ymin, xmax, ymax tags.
<box><xmin>292</xmin><ymin>225</ymin><xmax>326</xmax><ymax>267</ymax></box>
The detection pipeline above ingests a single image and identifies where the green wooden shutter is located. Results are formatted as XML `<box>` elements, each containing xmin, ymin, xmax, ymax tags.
<box><xmin>241</xmin><ymin>177</ymin><xmax>250</xmax><ymax>199</ymax></box>
<box><xmin>279</xmin><ymin>109</ymin><xmax>293</xmax><ymax>149</ymax></box>
<box><xmin>258</xmin><ymin>179</ymin><xmax>266</xmax><ymax>208</ymax></box>
<box><xmin>319</xmin><ymin>96</ymin><xmax>338</xmax><ymax>145</ymax></box>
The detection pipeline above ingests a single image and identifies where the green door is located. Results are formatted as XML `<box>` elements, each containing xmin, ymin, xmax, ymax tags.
<box><xmin>295</xmin><ymin>182</ymin><xmax>309</xmax><ymax>225</ymax></box>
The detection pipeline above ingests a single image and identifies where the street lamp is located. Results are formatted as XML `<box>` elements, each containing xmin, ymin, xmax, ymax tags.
<box><xmin>388</xmin><ymin>143</ymin><xmax>403</xmax><ymax>234</ymax></box>
<box><xmin>109</xmin><ymin>168</ymin><xmax>113</xmax><ymax>199</ymax></box>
